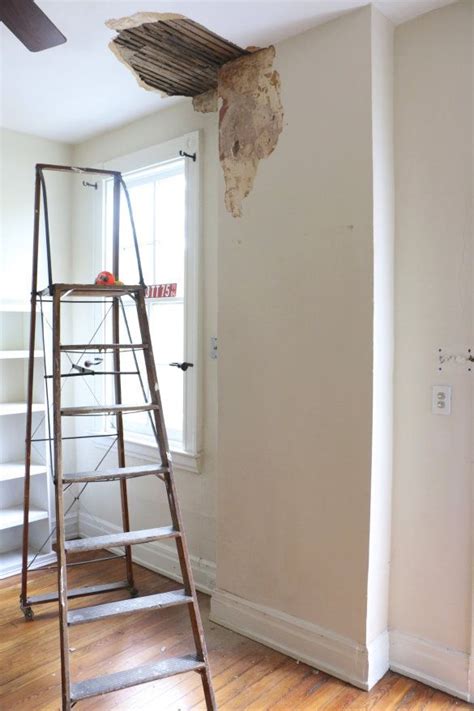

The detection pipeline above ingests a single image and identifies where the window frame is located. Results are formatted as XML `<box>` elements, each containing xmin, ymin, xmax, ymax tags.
<box><xmin>99</xmin><ymin>131</ymin><xmax>202</xmax><ymax>471</ymax></box>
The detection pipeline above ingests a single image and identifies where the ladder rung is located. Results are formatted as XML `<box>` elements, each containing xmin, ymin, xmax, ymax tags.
<box><xmin>27</xmin><ymin>581</ymin><xmax>129</xmax><ymax>605</ymax></box>
<box><xmin>64</xmin><ymin>526</ymin><xmax>179</xmax><ymax>553</ymax></box>
<box><xmin>60</xmin><ymin>343</ymin><xmax>148</xmax><ymax>351</ymax></box>
<box><xmin>68</xmin><ymin>589</ymin><xmax>192</xmax><ymax>626</ymax></box>
<box><xmin>70</xmin><ymin>655</ymin><xmax>205</xmax><ymax>702</ymax></box>
<box><xmin>63</xmin><ymin>464</ymin><xmax>168</xmax><ymax>483</ymax></box>
<box><xmin>61</xmin><ymin>404</ymin><xmax>159</xmax><ymax>416</ymax></box>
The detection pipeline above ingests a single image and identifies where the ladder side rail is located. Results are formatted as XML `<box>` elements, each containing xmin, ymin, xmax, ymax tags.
<box><xmin>134</xmin><ymin>290</ymin><xmax>216</xmax><ymax>710</ymax></box>
<box><xmin>20</xmin><ymin>169</ymin><xmax>42</xmax><ymax>612</ymax></box>
<box><xmin>52</xmin><ymin>290</ymin><xmax>72</xmax><ymax>710</ymax></box>
<box><xmin>112</xmin><ymin>175</ymin><xmax>135</xmax><ymax>593</ymax></box>
<box><xmin>120</xmin><ymin>177</ymin><xmax>145</xmax><ymax>287</ymax></box>
<box><xmin>38</xmin><ymin>169</ymin><xmax>53</xmax><ymax>292</ymax></box>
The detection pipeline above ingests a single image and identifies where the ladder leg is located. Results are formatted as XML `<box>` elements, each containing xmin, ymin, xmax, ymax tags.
<box><xmin>165</xmin><ymin>472</ymin><xmax>217</xmax><ymax>710</ymax></box>
<box><xmin>20</xmin><ymin>292</ymin><xmax>37</xmax><ymax>621</ymax></box>
<box><xmin>20</xmin><ymin>170</ymin><xmax>42</xmax><ymax>620</ymax></box>
<box><xmin>134</xmin><ymin>291</ymin><xmax>216</xmax><ymax>710</ymax></box>
<box><xmin>112</xmin><ymin>295</ymin><xmax>136</xmax><ymax>594</ymax></box>
<box><xmin>53</xmin><ymin>291</ymin><xmax>72</xmax><ymax>710</ymax></box>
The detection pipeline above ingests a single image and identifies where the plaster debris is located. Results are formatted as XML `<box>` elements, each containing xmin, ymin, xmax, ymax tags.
<box><xmin>192</xmin><ymin>88</ymin><xmax>218</xmax><ymax>113</ymax></box>
<box><xmin>106</xmin><ymin>14</ymin><xmax>247</xmax><ymax>97</ymax></box>
<box><xmin>218</xmin><ymin>46</ymin><xmax>284</xmax><ymax>217</ymax></box>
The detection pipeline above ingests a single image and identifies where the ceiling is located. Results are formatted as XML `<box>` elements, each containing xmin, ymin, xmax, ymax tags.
<box><xmin>0</xmin><ymin>0</ymin><xmax>456</xmax><ymax>145</ymax></box>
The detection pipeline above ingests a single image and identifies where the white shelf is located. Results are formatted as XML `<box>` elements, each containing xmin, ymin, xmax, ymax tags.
<box><xmin>0</xmin><ymin>403</ymin><xmax>45</xmax><ymax>416</ymax></box>
<box><xmin>0</xmin><ymin>506</ymin><xmax>49</xmax><ymax>531</ymax></box>
<box><xmin>0</xmin><ymin>547</ymin><xmax>55</xmax><ymax>580</ymax></box>
<box><xmin>0</xmin><ymin>350</ymin><xmax>42</xmax><ymax>360</ymax></box>
<box><xmin>0</xmin><ymin>302</ymin><xmax>30</xmax><ymax>313</ymax></box>
<box><xmin>0</xmin><ymin>462</ymin><xmax>47</xmax><ymax>482</ymax></box>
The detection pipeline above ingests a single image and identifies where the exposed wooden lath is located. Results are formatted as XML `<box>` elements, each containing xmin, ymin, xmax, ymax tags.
<box><xmin>110</xmin><ymin>18</ymin><xmax>248</xmax><ymax>97</ymax></box>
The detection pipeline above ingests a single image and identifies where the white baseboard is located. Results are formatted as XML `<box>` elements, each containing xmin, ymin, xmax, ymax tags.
<box><xmin>210</xmin><ymin>588</ymin><xmax>388</xmax><ymax>690</ymax></box>
<box><xmin>79</xmin><ymin>511</ymin><xmax>216</xmax><ymax>595</ymax></box>
<box><xmin>390</xmin><ymin>630</ymin><xmax>471</xmax><ymax>702</ymax></box>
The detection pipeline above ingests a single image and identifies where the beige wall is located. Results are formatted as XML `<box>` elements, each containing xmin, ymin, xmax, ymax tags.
<box><xmin>215</xmin><ymin>6</ymin><xmax>376</xmax><ymax>647</ymax></box>
<box><xmin>71</xmin><ymin>102</ymin><xmax>219</xmax><ymax>575</ymax></box>
<box><xmin>0</xmin><ymin>128</ymin><xmax>73</xmax><ymax>302</ymax></box>
<box><xmin>390</xmin><ymin>0</ymin><xmax>473</xmax><ymax>695</ymax></box>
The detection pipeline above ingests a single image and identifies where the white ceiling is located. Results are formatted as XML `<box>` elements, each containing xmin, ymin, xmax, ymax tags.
<box><xmin>0</xmin><ymin>0</ymin><xmax>456</xmax><ymax>144</ymax></box>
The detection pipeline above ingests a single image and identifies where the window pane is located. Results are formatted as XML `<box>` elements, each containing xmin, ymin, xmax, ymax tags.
<box><xmin>155</xmin><ymin>171</ymin><xmax>185</xmax><ymax>296</ymax></box>
<box><xmin>105</xmin><ymin>158</ymin><xmax>187</xmax><ymax>448</ymax></box>
<box><xmin>150</xmin><ymin>302</ymin><xmax>184</xmax><ymax>443</ymax></box>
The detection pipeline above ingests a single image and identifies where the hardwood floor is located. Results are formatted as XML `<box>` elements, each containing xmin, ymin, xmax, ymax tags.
<box><xmin>0</xmin><ymin>553</ymin><xmax>469</xmax><ymax>710</ymax></box>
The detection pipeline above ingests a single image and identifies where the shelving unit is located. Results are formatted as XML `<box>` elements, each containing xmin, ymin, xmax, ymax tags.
<box><xmin>0</xmin><ymin>350</ymin><xmax>42</xmax><ymax>359</ymax></box>
<box><xmin>0</xmin><ymin>304</ymin><xmax>54</xmax><ymax>579</ymax></box>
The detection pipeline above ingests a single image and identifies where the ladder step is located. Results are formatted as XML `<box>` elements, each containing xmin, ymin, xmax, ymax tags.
<box><xmin>61</xmin><ymin>404</ymin><xmax>159</xmax><ymax>416</ymax></box>
<box><xmin>63</xmin><ymin>464</ymin><xmax>168</xmax><ymax>483</ymax></box>
<box><xmin>70</xmin><ymin>654</ymin><xmax>205</xmax><ymax>702</ymax></box>
<box><xmin>60</xmin><ymin>343</ymin><xmax>148</xmax><ymax>352</ymax></box>
<box><xmin>68</xmin><ymin>589</ymin><xmax>192</xmax><ymax>625</ymax></box>
<box><xmin>27</xmin><ymin>581</ymin><xmax>129</xmax><ymax>605</ymax></box>
<box><xmin>64</xmin><ymin>526</ymin><xmax>179</xmax><ymax>553</ymax></box>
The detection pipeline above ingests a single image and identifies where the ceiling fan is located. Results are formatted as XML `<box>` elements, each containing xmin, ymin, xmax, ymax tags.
<box><xmin>1</xmin><ymin>0</ymin><xmax>66</xmax><ymax>52</ymax></box>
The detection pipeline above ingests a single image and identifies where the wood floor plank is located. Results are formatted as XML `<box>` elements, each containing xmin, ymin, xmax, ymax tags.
<box><xmin>369</xmin><ymin>676</ymin><xmax>419</xmax><ymax>710</ymax></box>
<box><xmin>0</xmin><ymin>551</ymin><xmax>466</xmax><ymax>710</ymax></box>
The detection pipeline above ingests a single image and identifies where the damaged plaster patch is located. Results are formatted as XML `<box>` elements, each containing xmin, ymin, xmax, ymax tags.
<box><xmin>218</xmin><ymin>46</ymin><xmax>283</xmax><ymax>218</ymax></box>
<box><xmin>192</xmin><ymin>88</ymin><xmax>218</xmax><ymax>113</ymax></box>
<box><xmin>106</xmin><ymin>14</ymin><xmax>247</xmax><ymax>97</ymax></box>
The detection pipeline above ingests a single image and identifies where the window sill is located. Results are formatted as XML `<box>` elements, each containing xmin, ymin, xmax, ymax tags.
<box><xmin>93</xmin><ymin>432</ymin><xmax>201</xmax><ymax>474</ymax></box>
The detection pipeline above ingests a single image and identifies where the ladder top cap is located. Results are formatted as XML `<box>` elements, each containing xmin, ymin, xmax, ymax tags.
<box><xmin>36</xmin><ymin>163</ymin><xmax>122</xmax><ymax>177</ymax></box>
<box><xmin>40</xmin><ymin>284</ymin><xmax>144</xmax><ymax>297</ymax></box>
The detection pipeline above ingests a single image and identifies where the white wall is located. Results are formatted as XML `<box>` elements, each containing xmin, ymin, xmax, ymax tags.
<box><xmin>0</xmin><ymin>128</ymin><xmax>73</xmax><ymax>302</ymax></box>
<box><xmin>71</xmin><ymin>102</ymin><xmax>219</xmax><ymax>588</ymax></box>
<box><xmin>212</xmin><ymin>6</ymin><xmax>393</xmax><ymax>689</ymax></box>
<box><xmin>366</xmin><ymin>8</ymin><xmax>394</xmax><ymax>674</ymax></box>
<box><xmin>390</xmin><ymin>0</ymin><xmax>473</xmax><ymax>700</ymax></box>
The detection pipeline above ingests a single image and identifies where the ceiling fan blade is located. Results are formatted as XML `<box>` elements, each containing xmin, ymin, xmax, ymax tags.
<box><xmin>0</xmin><ymin>0</ymin><xmax>66</xmax><ymax>52</ymax></box>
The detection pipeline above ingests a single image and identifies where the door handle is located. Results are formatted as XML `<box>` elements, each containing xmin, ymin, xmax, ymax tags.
<box><xmin>169</xmin><ymin>362</ymin><xmax>194</xmax><ymax>372</ymax></box>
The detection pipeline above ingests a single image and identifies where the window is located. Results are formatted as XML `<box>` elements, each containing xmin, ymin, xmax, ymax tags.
<box><xmin>102</xmin><ymin>133</ymin><xmax>200</xmax><ymax>464</ymax></box>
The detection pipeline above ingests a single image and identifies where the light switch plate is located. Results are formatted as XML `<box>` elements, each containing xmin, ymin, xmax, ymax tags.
<box><xmin>432</xmin><ymin>385</ymin><xmax>451</xmax><ymax>415</ymax></box>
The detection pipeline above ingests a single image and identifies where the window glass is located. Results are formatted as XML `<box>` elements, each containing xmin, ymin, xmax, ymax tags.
<box><xmin>105</xmin><ymin>158</ymin><xmax>186</xmax><ymax>447</ymax></box>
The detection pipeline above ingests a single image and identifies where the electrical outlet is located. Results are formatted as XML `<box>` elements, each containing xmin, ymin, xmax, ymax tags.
<box><xmin>432</xmin><ymin>385</ymin><xmax>451</xmax><ymax>415</ymax></box>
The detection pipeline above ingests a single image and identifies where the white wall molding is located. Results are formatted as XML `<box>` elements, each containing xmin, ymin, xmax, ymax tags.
<box><xmin>390</xmin><ymin>630</ymin><xmax>471</xmax><ymax>702</ymax></box>
<box><xmin>368</xmin><ymin>630</ymin><xmax>390</xmax><ymax>689</ymax></box>
<box><xmin>210</xmin><ymin>588</ymin><xmax>381</xmax><ymax>690</ymax></box>
<box><xmin>79</xmin><ymin>511</ymin><xmax>216</xmax><ymax>595</ymax></box>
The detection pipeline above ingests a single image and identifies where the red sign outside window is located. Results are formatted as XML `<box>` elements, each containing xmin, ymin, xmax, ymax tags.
<box><xmin>145</xmin><ymin>283</ymin><xmax>177</xmax><ymax>299</ymax></box>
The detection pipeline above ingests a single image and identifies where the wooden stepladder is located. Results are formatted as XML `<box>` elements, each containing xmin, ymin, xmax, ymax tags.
<box><xmin>20</xmin><ymin>164</ymin><xmax>216</xmax><ymax>710</ymax></box>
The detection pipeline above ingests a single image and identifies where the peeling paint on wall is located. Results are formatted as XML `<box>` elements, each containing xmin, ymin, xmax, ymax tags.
<box><xmin>218</xmin><ymin>46</ymin><xmax>284</xmax><ymax>218</ymax></box>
